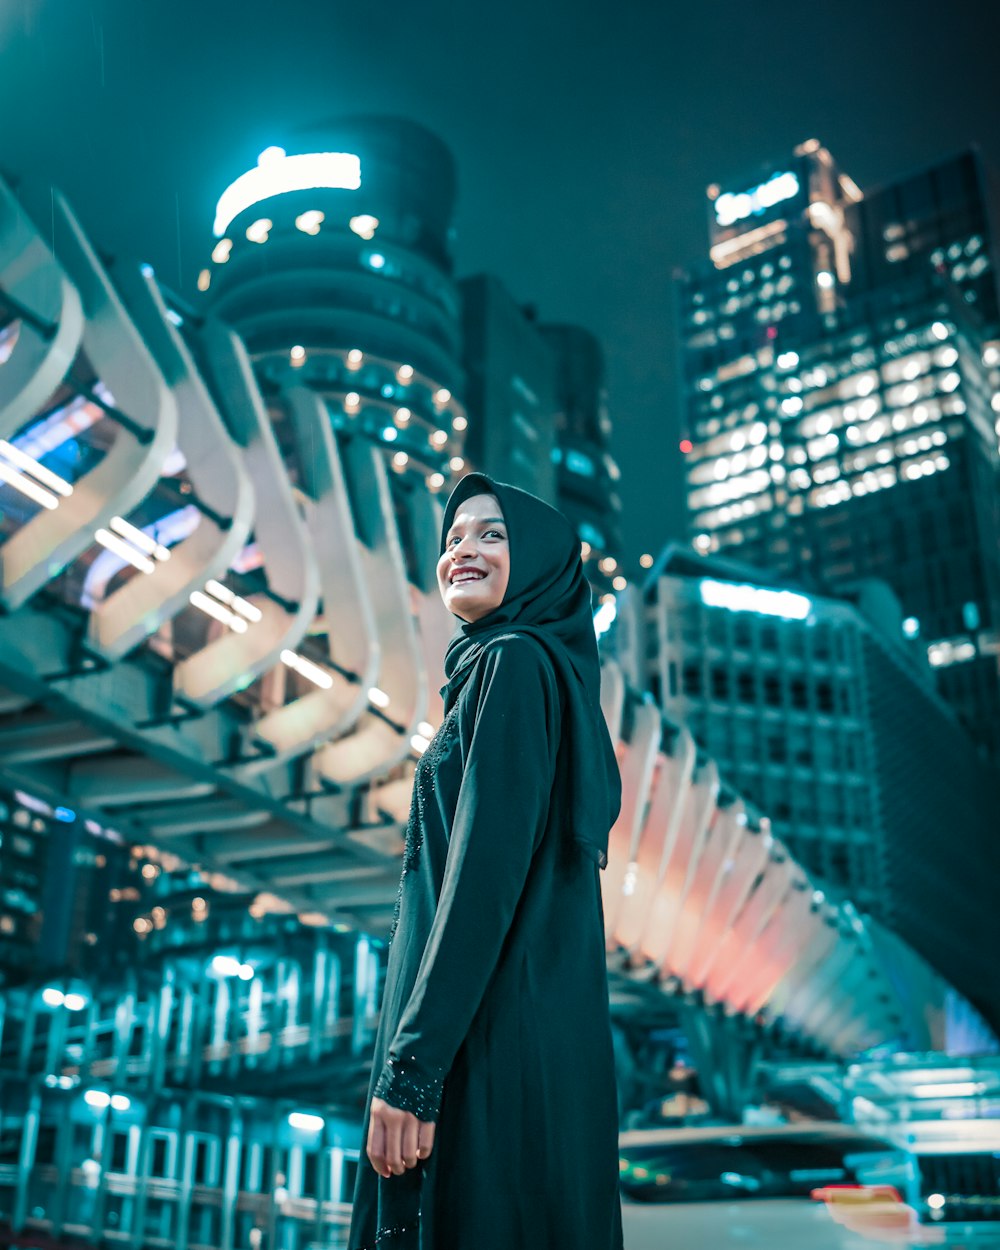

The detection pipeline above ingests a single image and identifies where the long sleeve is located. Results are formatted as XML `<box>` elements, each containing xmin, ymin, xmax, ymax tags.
<box><xmin>373</xmin><ymin>636</ymin><xmax>561</xmax><ymax>1120</ymax></box>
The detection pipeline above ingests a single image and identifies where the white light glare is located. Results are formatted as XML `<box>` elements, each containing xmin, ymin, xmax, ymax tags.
<box><xmin>295</xmin><ymin>210</ymin><xmax>325</xmax><ymax>236</ymax></box>
<box><xmin>246</xmin><ymin>218</ymin><xmax>273</xmax><ymax>244</ymax></box>
<box><xmin>927</xmin><ymin>1194</ymin><xmax>946</xmax><ymax>1210</ymax></box>
<box><xmin>280</xmin><ymin>649</ymin><xmax>334</xmax><ymax>690</ymax></box>
<box><xmin>593</xmin><ymin>599</ymin><xmax>618</xmax><ymax>637</ymax></box>
<box><xmin>205</xmin><ymin>579</ymin><xmax>263</xmax><ymax>622</ymax></box>
<box><xmin>912</xmin><ymin>1082</ymin><xmax>986</xmax><ymax>1098</ymax></box>
<box><xmin>714</xmin><ymin>171</ymin><xmax>800</xmax><ymax>228</ymax></box>
<box><xmin>700</xmin><ymin>577</ymin><xmax>812</xmax><ymax>620</ymax></box>
<box><xmin>931</xmin><ymin>321</ymin><xmax>950</xmax><ymax>341</ymax></box>
<box><xmin>0</xmin><ymin>440</ymin><xmax>74</xmax><ymax>497</ymax></box>
<box><xmin>0</xmin><ymin>458</ymin><xmax>60</xmax><ymax>509</ymax></box>
<box><xmin>109</xmin><ymin>516</ymin><xmax>170</xmax><ymax>561</ymax></box>
<box><xmin>41</xmin><ymin>987</ymin><xmax>65</xmax><ymax>1008</ymax></box>
<box><xmin>214</xmin><ymin>151</ymin><xmax>362</xmax><ymax>236</ymax></box>
<box><xmin>816</xmin><ymin>270</ymin><xmax>835</xmax><ymax>289</ymax></box>
<box><xmin>84</xmin><ymin>1090</ymin><xmax>111</xmax><ymax>1109</ymax></box>
<box><xmin>368</xmin><ymin>686</ymin><xmax>390</xmax><ymax>708</ymax></box>
<box><xmin>190</xmin><ymin>590</ymin><xmax>248</xmax><ymax>633</ymax></box>
<box><xmin>776</xmin><ymin>352</ymin><xmax>799</xmax><ymax>370</ymax></box>
<box><xmin>410</xmin><ymin>733</ymin><xmax>430</xmax><ymax>754</ymax></box>
<box><xmin>211</xmin><ymin>238</ymin><xmax>233</xmax><ymax>264</ymax></box>
<box><xmin>349</xmin><ymin>214</ymin><xmax>379</xmax><ymax>240</ymax></box>
<box><xmin>95</xmin><ymin>528</ymin><xmax>156</xmax><ymax>575</ymax></box>
<box><xmin>211</xmin><ymin>955</ymin><xmax>243</xmax><ymax>978</ymax></box>
<box><xmin>63</xmin><ymin>993</ymin><xmax>87</xmax><ymax>1012</ymax></box>
<box><xmin>288</xmin><ymin>1112</ymin><xmax>325</xmax><ymax>1132</ymax></box>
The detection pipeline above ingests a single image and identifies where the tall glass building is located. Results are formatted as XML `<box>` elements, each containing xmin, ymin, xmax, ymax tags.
<box><xmin>678</xmin><ymin>143</ymin><xmax>1000</xmax><ymax>764</ymax></box>
<box><xmin>540</xmin><ymin>324</ymin><xmax>625</xmax><ymax>598</ymax></box>
<box><xmin>625</xmin><ymin>549</ymin><xmax>1000</xmax><ymax>1025</ymax></box>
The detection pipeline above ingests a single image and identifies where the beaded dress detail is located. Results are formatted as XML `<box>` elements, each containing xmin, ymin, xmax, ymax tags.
<box><xmin>387</xmin><ymin>703</ymin><xmax>461</xmax><ymax>946</ymax></box>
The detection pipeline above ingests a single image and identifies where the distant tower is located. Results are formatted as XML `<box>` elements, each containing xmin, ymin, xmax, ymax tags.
<box><xmin>678</xmin><ymin>141</ymin><xmax>1000</xmax><ymax>763</ymax></box>
<box><xmin>201</xmin><ymin>117</ymin><xmax>468</xmax><ymax>496</ymax></box>
<box><xmin>539</xmin><ymin>324</ymin><xmax>625</xmax><ymax>599</ymax></box>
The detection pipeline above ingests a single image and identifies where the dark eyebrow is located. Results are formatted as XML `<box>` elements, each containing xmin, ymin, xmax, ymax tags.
<box><xmin>447</xmin><ymin>516</ymin><xmax>506</xmax><ymax>537</ymax></box>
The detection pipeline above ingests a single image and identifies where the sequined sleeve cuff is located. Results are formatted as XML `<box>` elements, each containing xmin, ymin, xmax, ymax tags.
<box><xmin>372</xmin><ymin>1054</ymin><xmax>445</xmax><ymax>1122</ymax></box>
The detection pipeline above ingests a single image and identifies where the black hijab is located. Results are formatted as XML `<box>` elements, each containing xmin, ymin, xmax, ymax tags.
<box><xmin>439</xmin><ymin>472</ymin><xmax>621</xmax><ymax>870</ymax></box>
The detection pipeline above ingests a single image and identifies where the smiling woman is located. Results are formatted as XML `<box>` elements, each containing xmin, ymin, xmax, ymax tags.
<box><xmin>436</xmin><ymin>492</ymin><xmax>510</xmax><ymax>622</ymax></box>
<box><xmin>348</xmin><ymin>471</ymin><xmax>624</xmax><ymax>1250</ymax></box>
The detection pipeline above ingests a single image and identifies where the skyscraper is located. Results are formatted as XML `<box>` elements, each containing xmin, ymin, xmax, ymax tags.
<box><xmin>540</xmin><ymin>324</ymin><xmax>625</xmax><ymax>598</ymax></box>
<box><xmin>202</xmin><ymin>117</ymin><xmax>469</xmax><ymax>498</ymax></box>
<box><xmin>623</xmin><ymin>549</ymin><xmax>1000</xmax><ymax>1023</ymax></box>
<box><xmin>679</xmin><ymin>142</ymin><xmax>1000</xmax><ymax>763</ymax></box>
<box><xmin>459</xmin><ymin>274</ymin><xmax>558</xmax><ymax>501</ymax></box>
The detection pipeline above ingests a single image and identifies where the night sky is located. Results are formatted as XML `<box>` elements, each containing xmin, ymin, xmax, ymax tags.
<box><xmin>3</xmin><ymin>0</ymin><xmax>999</xmax><ymax>561</ymax></box>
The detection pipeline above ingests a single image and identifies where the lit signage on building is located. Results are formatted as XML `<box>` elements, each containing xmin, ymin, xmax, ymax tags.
<box><xmin>700</xmin><ymin>577</ymin><xmax>812</xmax><ymax>620</ymax></box>
<box><xmin>213</xmin><ymin>147</ymin><xmax>362</xmax><ymax>236</ymax></box>
<box><xmin>713</xmin><ymin>171</ymin><xmax>800</xmax><ymax>229</ymax></box>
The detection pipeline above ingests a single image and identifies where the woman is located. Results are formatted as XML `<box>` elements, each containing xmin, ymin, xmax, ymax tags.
<box><xmin>348</xmin><ymin>472</ymin><xmax>624</xmax><ymax>1250</ymax></box>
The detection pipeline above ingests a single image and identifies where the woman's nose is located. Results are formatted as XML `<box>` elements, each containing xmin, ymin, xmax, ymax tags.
<box><xmin>453</xmin><ymin>535</ymin><xmax>477</xmax><ymax>557</ymax></box>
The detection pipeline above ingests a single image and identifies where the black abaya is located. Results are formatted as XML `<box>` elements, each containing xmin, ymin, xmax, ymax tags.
<box><xmin>347</xmin><ymin>634</ymin><xmax>624</xmax><ymax>1249</ymax></box>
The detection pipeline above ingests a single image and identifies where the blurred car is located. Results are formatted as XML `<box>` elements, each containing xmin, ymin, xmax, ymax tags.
<box><xmin>618</xmin><ymin>1121</ymin><xmax>1000</xmax><ymax>1249</ymax></box>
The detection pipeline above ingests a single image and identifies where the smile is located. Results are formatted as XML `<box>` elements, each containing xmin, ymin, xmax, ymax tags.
<box><xmin>450</xmin><ymin>569</ymin><xmax>487</xmax><ymax>584</ymax></box>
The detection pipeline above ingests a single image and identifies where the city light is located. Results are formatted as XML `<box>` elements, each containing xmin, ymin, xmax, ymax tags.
<box><xmin>84</xmin><ymin>1090</ymin><xmax>111</xmax><ymax>1109</ymax></box>
<box><xmin>349</xmin><ymin>214</ymin><xmax>379</xmax><ymax>240</ymax></box>
<box><xmin>280</xmin><ymin>649</ymin><xmax>334</xmax><ymax>690</ymax></box>
<box><xmin>713</xmin><ymin>171</ymin><xmax>800</xmax><ymax>228</ymax></box>
<box><xmin>213</xmin><ymin>150</ymin><xmax>362</xmax><ymax>236</ymax></box>
<box><xmin>397</xmin><ymin>364</ymin><xmax>414</xmax><ymax>382</ymax></box>
<box><xmin>428</xmin><ymin>472</ymin><xmax>445</xmax><ymax>489</ymax></box>
<box><xmin>41</xmin><ymin>987</ymin><xmax>65</xmax><ymax>1008</ymax></box>
<box><xmin>189</xmin><ymin>590</ymin><xmax>249</xmax><ymax>634</ymax></box>
<box><xmin>639</xmin><ymin>553</ymin><xmax>654</xmax><ymax>568</ymax></box>
<box><xmin>109</xmin><ymin>516</ymin><xmax>170</xmax><ymax>561</ymax></box>
<box><xmin>245</xmin><ymin>218</ymin><xmax>272</xmax><ymax>244</ymax></box>
<box><xmin>593</xmin><ymin>599</ymin><xmax>617</xmax><ymax>637</ymax></box>
<box><xmin>295</xmin><ymin>210</ymin><xmax>325</xmax><ymax>236</ymax></box>
<box><xmin>197</xmin><ymin>269</ymin><xmax>211</xmax><ymax>291</ymax></box>
<box><xmin>679</xmin><ymin>439</ymin><xmax>692</xmax><ymax>453</ymax></box>
<box><xmin>699</xmin><ymin>578</ymin><xmax>812</xmax><ymax>620</ymax></box>
<box><xmin>288</xmin><ymin>1112</ymin><xmax>325</xmax><ymax>1132</ymax></box>
<box><xmin>434</xmin><ymin>388</ymin><xmax>452</xmax><ymax>405</ymax></box>
<box><xmin>347</xmin><ymin>348</ymin><xmax>363</xmax><ymax>368</ymax></box>
<box><xmin>931</xmin><ymin>321</ymin><xmax>950</xmax><ymax>341</ymax></box>
<box><xmin>367</xmin><ymin>252</ymin><xmax>386</xmax><ymax>270</ymax></box>
<box><xmin>452</xmin><ymin>414</ymin><xmax>468</xmax><ymax>431</ymax></box>
<box><xmin>211</xmin><ymin>238</ymin><xmax>233</xmax><ymax>264</ymax></box>
<box><xmin>382</xmin><ymin>426</ymin><xmax>398</xmax><ymax>442</ymax></box>
<box><xmin>816</xmin><ymin>270</ymin><xmax>835</xmax><ymax>288</ymax></box>
<box><xmin>0</xmin><ymin>438</ymin><xmax>74</xmax><ymax>507</ymax></box>
<box><xmin>392</xmin><ymin>451</ymin><xmax>409</xmax><ymax>469</ymax></box>
<box><xmin>95</xmin><ymin>528</ymin><xmax>156</xmax><ymax>575</ymax></box>
<box><xmin>912</xmin><ymin>1082</ymin><xmax>986</xmax><ymax>1098</ymax></box>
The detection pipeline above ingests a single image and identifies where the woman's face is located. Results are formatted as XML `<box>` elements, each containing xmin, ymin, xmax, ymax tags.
<box><xmin>437</xmin><ymin>493</ymin><xmax>511</xmax><ymax>622</ymax></box>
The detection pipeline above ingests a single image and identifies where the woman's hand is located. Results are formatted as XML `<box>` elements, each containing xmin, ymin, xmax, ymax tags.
<box><xmin>367</xmin><ymin>1096</ymin><xmax>437</xmax><ymax>1178</ymax></box>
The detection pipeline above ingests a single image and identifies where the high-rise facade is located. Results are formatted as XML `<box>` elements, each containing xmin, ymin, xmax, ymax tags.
<box><xmin>458</xmin><ymin>274</ymin><xmax>558</xmax><ymax>501</ymax></box>
<box><xmin>679</xmin><ymin>143</ymin><xmax>1000</xmax><ymax>764</ymax></box>
<box><xmin>541</xmin><ymin>324</ymin><xmax>625</xmax><ymax>598</ymax></box>
<box><xmin>623</xmin><ymin>550</ymin><xmax>1000</xmax><ymax>1023</ymax></box>
<box><xmin>203</xmin><ymin>117</ymin><xmax>469</xmax><ymax>500</ymax></box>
